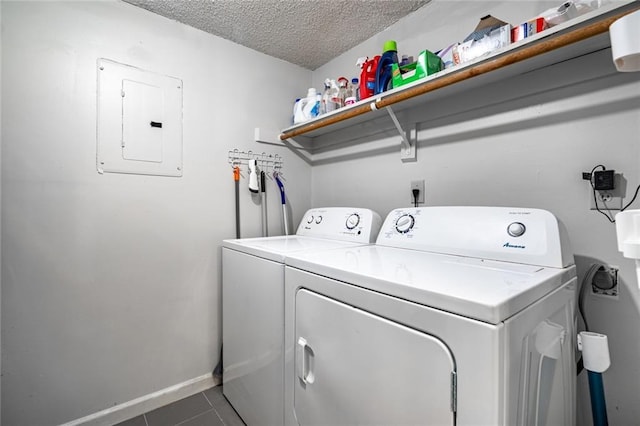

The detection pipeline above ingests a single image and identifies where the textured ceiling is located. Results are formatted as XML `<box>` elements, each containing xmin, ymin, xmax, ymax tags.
<box><xmin>123</xmin><ymin>0</ymin><xmax>431</xmax><ymax>70</ymax></box>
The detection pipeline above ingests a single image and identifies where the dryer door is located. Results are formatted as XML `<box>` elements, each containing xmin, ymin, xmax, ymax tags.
<box><xmin>294</xmin><ymin>289</ymin><xmax>456</xmax><ymax>426</ymax></box>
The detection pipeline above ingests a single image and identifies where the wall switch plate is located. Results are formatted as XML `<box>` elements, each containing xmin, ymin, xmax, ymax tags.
<box><xmin>589</xmin><ymin>188</ymin><xmax>623</xmax><ymax>210</ymax></box>
<box><xmin>410</xmin><ymin>180</ymin><xmax>425</xmax><ymax>204</ymax></box>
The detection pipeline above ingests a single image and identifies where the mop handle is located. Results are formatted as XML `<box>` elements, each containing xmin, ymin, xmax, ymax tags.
<box><xmin>274</xmin><ymin>173</ymin><xmax>289</xmax><ymax>235</ymax></box>
<box><xmin>261</xmin><ymin>171</ymin><xmax>268</xmax><ymax>237</ymax></box>
<box><xmin>234</xmin><ymin>166</ymin><xmax>240</xmax><ymax>239</ymax></box>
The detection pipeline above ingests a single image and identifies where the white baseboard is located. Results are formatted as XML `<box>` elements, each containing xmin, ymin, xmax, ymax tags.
<box><xmin>62</xmin><ymin>373</ymin><xmax>219</xmax><ymax>426</ymax></box>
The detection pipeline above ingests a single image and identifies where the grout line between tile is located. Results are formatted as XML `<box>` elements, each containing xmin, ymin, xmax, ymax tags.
<box><xmin>211</xmin><ymin>406</ymin><xmax>226</xmax><ymax>426</ymax></box>
<box><xmin>202</xmin><ymin>390</ymin><xmax>213</xmax><ymax>408</ymax></box>
<box><xmin>174</xmin><ymin>408</ymin><xmax>217</xmax><ymax>426</ymax></box>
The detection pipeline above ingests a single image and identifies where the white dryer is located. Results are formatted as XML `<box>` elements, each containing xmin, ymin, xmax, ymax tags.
<box><xmin>222</xmin><ymin>207</ymin><xmax>382</xmax><ymax>426</ymax></box>
<box><xmin>284</xmin><ymin>206</ymin><xmax>577</xmax><ymax>426</ymax></box>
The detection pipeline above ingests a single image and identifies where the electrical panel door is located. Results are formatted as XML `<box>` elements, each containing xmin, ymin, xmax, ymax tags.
<box><xmin>97</xmin><ymin>58</ymin><xmax>182</xmax><ymax>176</ymax></box>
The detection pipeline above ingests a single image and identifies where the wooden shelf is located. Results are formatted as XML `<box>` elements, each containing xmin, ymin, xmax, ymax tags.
<box><xmin>275</xmin><ymin>0</ymin><xmax>638</xmax><ymax>158</ymax></box>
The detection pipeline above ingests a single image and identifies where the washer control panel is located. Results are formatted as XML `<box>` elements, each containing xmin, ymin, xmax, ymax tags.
<box><xmin>377</xmin><ymin>207</ymin><xmax>572</xmax><ymax>268</ymax></box>
<box><xmin>296</xmin><ymin>208</ymin><xmax>382</xmax><ymax>243</ymax></box>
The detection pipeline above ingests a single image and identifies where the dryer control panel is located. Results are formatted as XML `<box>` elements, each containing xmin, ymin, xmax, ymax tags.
<box><xmin>296</xmin><ymin>207</ymin><xmax>382</xmax><ymax>243</ymax></box>
<box><xmin>377</xmin><ymin>207</ymin><xmax>573</xmax><ymax>268</ymax></box>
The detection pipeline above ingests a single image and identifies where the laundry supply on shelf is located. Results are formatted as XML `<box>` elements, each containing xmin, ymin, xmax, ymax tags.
<box><xmin>328</xmin><ymin>79</ymin><xmax>342</xmax><ymax>111</ymax></box>
<box><xmin>337</xmin><ymin>77</ymin><xmax>349</xmax><ymax>107</ymax></box>
<box><xmin>350</xmin><ymin>78</ymin><xmax>360</xmax><ymax>103</ymax></box>
<box><xmin>436</xmin><ymin>44</ymin><xmax>460</xmax><ymax>69</ymax></box>
<box><xmin>512</xmin><ymin>17</ymin><xmax>548</xmax><ymax>42</ymax></box>
<box><xmin>358</xmin><ymin>55</ymin><xmax>380</xmax><ymax>100</ymax></box>
<box><xmin>320</xmin><ymin>80</ymin><xmax>331</xmax><ymax>115</ymax></box>
<box><xmin>391</xmin><ymin>50</ymin><xmax>443</xmax><ymax>88</ymax></box>
<box><xmin>287</xmin><ymin>0</ymin><xmax>611</xmax><ymax>125</ymax></box>
<box><xmin>292</xmin><ymin>88</ymin><xmax>320</xmax><ymax>124</ymax></box>
<box><xmin>456</xmin><ymin>15</ymin><xmax>511</xmax><ymax>64</ymax></box>
<box><xmin>375</xmin><ymin>40</ymin><xmax>399</xmax><ymax>94</ymax></box>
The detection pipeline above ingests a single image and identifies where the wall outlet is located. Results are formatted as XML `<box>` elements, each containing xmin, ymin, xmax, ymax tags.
<box><xmin>589</xmin><ymin>188</ymin><xmax>623</xmax><ymax>211</ymax></box>
<box><xmin>410</xmin><ymin>180</ymin><xmax>425</xmax><ymax>204</ymax></box>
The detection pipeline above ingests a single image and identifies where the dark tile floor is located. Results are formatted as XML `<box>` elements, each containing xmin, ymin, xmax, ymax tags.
<box><xmin>116</xmin><ymin>386</ymin><xmax>245</xmax><ymax>426</ymax></box>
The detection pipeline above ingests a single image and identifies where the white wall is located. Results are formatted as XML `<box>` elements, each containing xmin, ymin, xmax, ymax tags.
<box><xmin>0</xmin><ymin>1</ymin><xmax>3</xmax><ymax>422</ymax></box>
<box><xmin>1</xmin><ymin>1</ymin><xmax>311</xmax><ymax>424</ymax></box>
<box><xmin>311</xmin><ymin>1</ymin><xmax>640</xmax><ymax>425</ymax></box>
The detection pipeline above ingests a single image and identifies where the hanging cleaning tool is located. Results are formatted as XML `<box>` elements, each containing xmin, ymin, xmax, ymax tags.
<box><xmin>261</xmin><ymin>171</ymin><xmax>268</xmax><ymax>237</ymax></box>
<box><xmin>233</xmin><ymin>165</ymin><xmax>241</xmax><ymax>239</ymax></box>
<box><xmin>578</xmin><ymin>331</ymin><xmax>611</xmax><ymax>426</ymax></box>
<box><xmin>248</xmin><ymin>159</ymin><xmax>260</xmax><ymax>193</ymax></box>
<box><xmin>274</xmin><ymin>172</ymin><xmax>290</xmax><ymax>235</ymax></box>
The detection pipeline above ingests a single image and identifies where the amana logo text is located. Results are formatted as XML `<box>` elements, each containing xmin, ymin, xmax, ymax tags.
<box><xmin>503</xmin><ymin>242</ymin><xmax>526</xmax><ymax>249</ymax></box>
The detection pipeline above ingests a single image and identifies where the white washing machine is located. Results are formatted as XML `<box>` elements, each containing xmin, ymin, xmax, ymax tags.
<box><xmin>222</xmin><ymin>207</ymin><xmax>382</xmax><ymax>426</ymax></box>
<box><xmin>284</xmin><ymin>206</ymin><xmax>577</xmax><ymax>426</ymax></box>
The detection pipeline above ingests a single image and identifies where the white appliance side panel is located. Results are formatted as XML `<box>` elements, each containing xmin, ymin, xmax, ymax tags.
<box><xmin>294</xmin><ymin>289</ymin><xmax>455</xmax><ymax>426</ymax></box>
<box><xmin>504</xmin><ymin>278</ymin><xmax>577</xmax><ymax>426</ymax></box>
<box><xmin>222</xmin><ymin>248</ymin><xmax>284</xmax><ymax>426</ymax></box>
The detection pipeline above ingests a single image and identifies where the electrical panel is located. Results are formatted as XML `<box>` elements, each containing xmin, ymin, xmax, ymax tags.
<box><xmin>97</xmin><ymin>58</ymin><xmax>183</xmax><ymax>176</ymax></box>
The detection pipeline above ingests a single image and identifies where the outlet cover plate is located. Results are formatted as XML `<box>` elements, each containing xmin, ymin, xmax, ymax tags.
<box><xmin>589</xmin><ymin>188</ymin><xmax>623</xmax><ymax>210</ymax></box>
<box><xmin>410</xmin><ymin>180</ymin><xmax>425</xmax><ymax>204</ymax></box>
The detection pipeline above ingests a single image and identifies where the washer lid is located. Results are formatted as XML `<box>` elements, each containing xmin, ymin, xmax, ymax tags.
<box><xmin>285</xmin><ymin>245</ymin><xmax>576</xmax><ymax>324</ymax></box>
<box><xmin>223</xmin><ymin>236</ymin><xmax>366</xmax><ymax>263</ymax></box>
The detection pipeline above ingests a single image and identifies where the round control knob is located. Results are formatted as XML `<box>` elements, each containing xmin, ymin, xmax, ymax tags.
<box><xmin>395</xmin><ymin>214</ymin><xmax>415</xmax><ymax>234</ymax></box>
<box><xmin>306</xmin><ymin>215</ymin><xmax>314</xmax><ymax>224</ymax></box>
<box><xmin>345</xmin><ymin>213</ymin><xmax>360</xmax><ymax>230</ymax></box>
<box><xmin>315</xmin><ymin>215</ymin><xmax>323</xmax><ymax>224</ymax></box>
<box><xmin>507</xmin><ymin>222</ymin><xmax>526</xmax><ymax>237</ymax></box>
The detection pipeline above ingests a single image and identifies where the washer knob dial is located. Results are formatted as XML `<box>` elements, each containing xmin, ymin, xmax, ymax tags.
<box><xmin>395</xmin><ymin>214</ymin><xmax>415</xmax><ymax>234</ymax></box>
<box><xmin>306</xmin><ymin>215</ymin><xmax>314</xmax><ymax>224</ymax></box>
<box><xmin>315</xmin><ymin>215</ymin><xmax>323</xmax><ymax>224</ymax></box>
<box><xmin>507</xmin><ymin>222</ymin><xmax>526</xmax><ymax>237</ymax></box>
<box><xmin>346</xmin><ymin>213</ymin><xmax>360</xmax><ymax>230</ymax></box>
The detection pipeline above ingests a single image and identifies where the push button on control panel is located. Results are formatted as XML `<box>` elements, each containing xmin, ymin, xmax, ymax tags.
<box><xmin>507</xmin><ymin>222</ymin><xmax>526</xmax><ymax>237</ymax></box>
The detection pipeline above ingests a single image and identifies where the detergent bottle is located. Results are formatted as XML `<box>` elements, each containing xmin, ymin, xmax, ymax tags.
<box><xmin>292</xmin><ymin>98</ymin><xmax>301</xmax><ymax>124</ymax></box>
<box><xmin>375</xmin><ymin>40</ymin><xmax>398</xmax><ymax>94</ymax></box>
<box><xmin>303</xmin><ymin>87</ymin><xmax>319</xmax><ymax>120</ymax></box>
<box><xmin>358</xmin><ymin>56</ymin><xmax>380</xmax><ymax>100</ymax></box>
<box><xmin>293</xmin><ymin>88</ymin><xmax>320</xmax><ymax>124</ymax></box>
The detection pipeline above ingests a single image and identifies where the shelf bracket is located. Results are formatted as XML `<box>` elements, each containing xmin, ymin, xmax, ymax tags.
<box><xmin>385</xmin><ymin>107</ymin><xmax>416</xmax><ymax>162</ymax></box>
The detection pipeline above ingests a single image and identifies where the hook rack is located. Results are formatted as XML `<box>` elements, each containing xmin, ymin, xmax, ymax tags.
<box><xmin>228</xmin><ymin>149</ymin><xmax>284</xmax><ymax>174</ymax></box>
